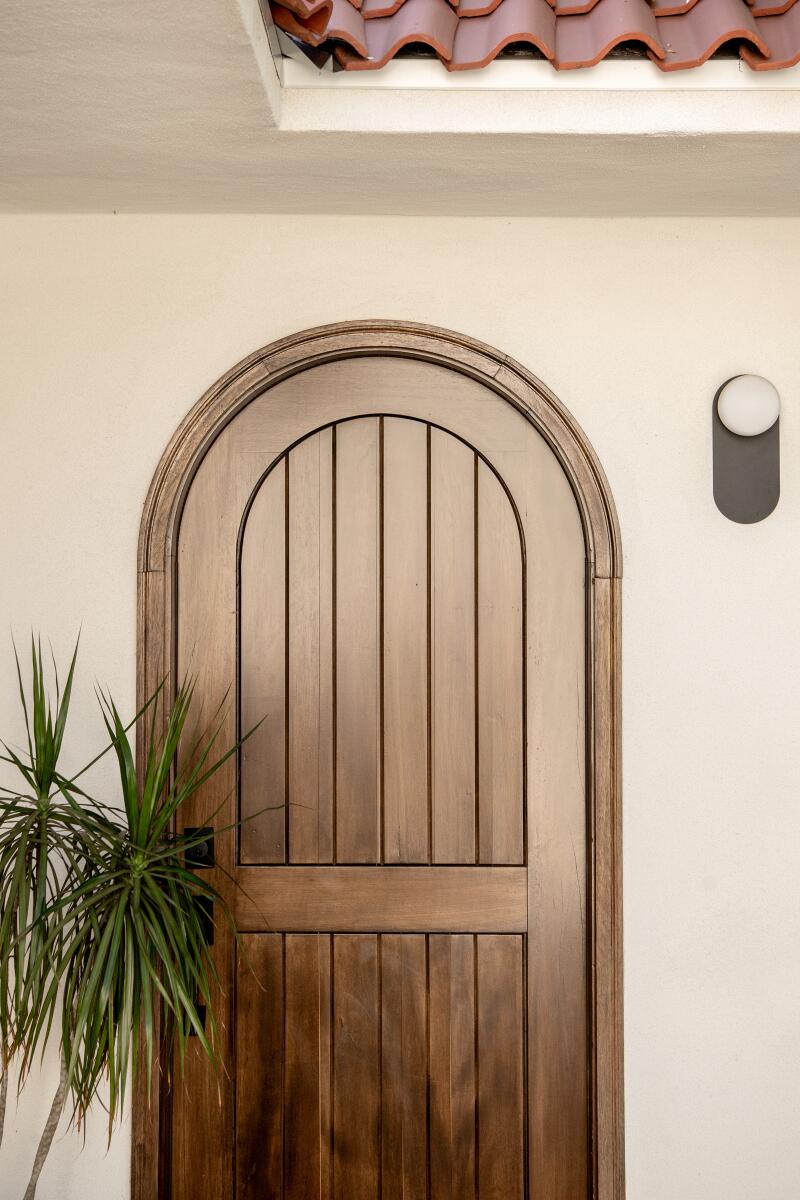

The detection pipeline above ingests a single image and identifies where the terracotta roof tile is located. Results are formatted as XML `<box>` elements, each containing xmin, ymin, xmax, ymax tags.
<box><xmin>450</xmin><ymin>0</ymin><xmax>555</xmax><ymax>65</ymax></box>
<box><xmin>650</xmin><ymin>0</ymin><xmax>702</xmax><ymax>18</ymax></box>
<box><xmin>271</xmin><ymin>0</ymin><xmax>800</xmax><ymax>68</ymax></box>
<box><xmin>555</xmin><ymin>0</ymin><xmax>663</xmax><ymax>66</ymax></box>
<box><xmin>360</xmin><ymin>0</ymin><xmax>409</xmax><ymax>18</ymax></box>
<box><xmin>553</xmin><ymin>0</ymin><xmax>605</xmax><ymax>17</ymax></box>
<box><xmin>742</xmin><ymin>0</ymin><xmax>800</xmax><ymax>62</ymax></box>
<box><xmin>749</xmin><ymin>0</ymin><xmax>797</xmax><ymax>18</ymax></box>
<box><xmin>328</xmin><ymin>0</ymin><xmax>460</xmax><ymax>66</ymax></box>
<box><xmin>458</xmin><ymin>0</ymin><xmax>517</xmax><ymax>21</ymax></box>
<box><xmin>653</xmin><ymin>0</ymin><xmax>767</xmax><ymax>67</ymax></box>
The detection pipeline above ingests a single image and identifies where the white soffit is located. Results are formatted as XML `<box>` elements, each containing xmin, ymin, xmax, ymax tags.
<box><xmin>3</xmin><ymin>0</ymin><xmax>800</xmax><ymax>212</ymax></box>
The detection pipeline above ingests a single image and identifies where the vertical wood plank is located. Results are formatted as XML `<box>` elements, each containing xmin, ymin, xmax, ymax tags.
<box><xmin>173</xmin><ymin>433</ymin><xmax>240</xmax><ymax>1200</ymax></box>
<box><xmin>476</xmin><ymin>936</ymin><xmax>525</xmax><ymax>1200</ymax></box>
<box><xmin>429</xmin><ymin>935</ymin><xmax>476</xmax><ymax>1200</ymax></box>
<box><xmin>288</xmin><ymin>430</ymin><xmax>335</xmax><ymax>863</ymax></box>
<box><xmin>335</xmin><ymin>419</ymin><xmax>381</xmax><ymax>862</ymax></box>
<box><xmin>381</xmin><ymin>935</ymin><xmax>428</xmax><ymax>1200</ymax></box>
<box><xmin>525</xmin><ymin>465</ymin><xmax>588</xmax><ymax>1200</ymax></box>
<box><xmin>240</xmin><ymin>460</ymin><xmax>287</xmax><ymax>864</ymax></box>
<box><xmin>477</xmin><ymin>462</ymin><xmax>524</xmax><ymax>864</ymax></box>
<box><xmin>133</xmin><ymin>567</ymin><xmax>167</xmax><ymax>1200</ymax></box>
<box><xmin>236</xmin><ymin>935</ymin><xmax>284</xmax><ymax>1199</ymax></box>
<box><xmin>333</xmin><ymin>935</ymin><xmax>381</xmax><ymax>1199</ymax></box>
<box><xmin>382</xmin><ymin>418</ymin><xmax>429</xmax><ymax>864</ymax></box>
<box><xmin>593</xmin><ymin>577</ymin><xmax>625</xmax><ymax>1200</ymax></box>
<box><xmin>285</xmin><ymin>935</ymin><xmax>333</xmax><ymax>1200</ymax></box>
<box><xmin>430</xmin><ymin>431</ymin><xmax>476</xmax><ymax>863</ymax></box>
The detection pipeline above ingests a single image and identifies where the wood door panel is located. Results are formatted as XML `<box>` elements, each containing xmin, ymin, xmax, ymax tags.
<box><xmin>381</xmin><ymin>934</ymin><xmax>428</xmax><ymax>1200</ymax></box>
<box><xmin>172</xmin><ymin>355</ymin><xmax>591</xmax><ymax>1200</ymax></box>
<box><xmin>430</xmin><ymin>427</ymin><xmax>477</xmax><ymax>864</ymax></box>
<box><xmin>235</xmin><ymin>935</ymin><xmax>284</xmax><ymax>1198</ymax></box>
<box><xmin>335</xmin><ymin>420</ymin><xmax>382</xmax><ymax>863</ymax></box>
<box><xmin>477</xmin><ymin>461</ymin><xmax>524</xmax><ymax>865</ymax></box>
<box><xmin>240</xmin><ymin>457</ymin><xmax>287</xmax><ymax>864</ymax></box>
<box><xmin>476</xmin><ymin>935</ymin><xmax>526</xmax><ymax>1200</ymax></box>
<box><xmin>235</xmin><ymin>934</ymin><xmax>526</xmax><ymax>1200</ymax></box>
<box><xmin>288</xmin><ymin>428</ymin><xmax>335</xmax><ymax>864</ymax></box>
<box><xmin>234</xmin><ymin>866</ymin><xmax>527</xmax><ymax>932</ymax></box>
<box><xmin>382</xmin><ymin>418</ymin><xmax>430</xmax><ymax>865</ymax></box>
<box><xmin>284</xmin><ymin>934</ymin><xmax>333</xmax><ymax>1200</ymax></box>
<box><xmin>332</xmin><ymin>935</ymin><xmax>382</xmax><ymax>1198</ymax></box>
<box><xmin>238</xmin><ymin>414</ymin><xmax>525</xmax><ymax>870</ymax></box>
<box><xmin>429</xmin><ymin>934</ymin><xmax>476</xmax><ymax>1200</ymax></box>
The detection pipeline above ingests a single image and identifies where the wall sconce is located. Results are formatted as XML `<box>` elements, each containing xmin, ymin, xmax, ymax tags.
<box><xmin>713</xmin><ymin>375</ymin><xmax>781</xmax><ymax>523</ymax></box>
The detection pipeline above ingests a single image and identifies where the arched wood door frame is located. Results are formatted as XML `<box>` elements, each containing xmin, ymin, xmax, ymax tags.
<box><xmin>132</xmin><ymin>321</ymin><xmax>624</xmax><ymax>1200</ymax></box>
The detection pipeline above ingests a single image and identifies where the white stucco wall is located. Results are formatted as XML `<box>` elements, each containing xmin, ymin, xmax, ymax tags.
<box><xmin>0</xmin><ymin>215</ymin><xmax>798</xmax><ymax>1200</ymax></box>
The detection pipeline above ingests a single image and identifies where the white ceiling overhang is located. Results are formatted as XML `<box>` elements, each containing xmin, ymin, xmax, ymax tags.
<box><xmin>2</xmin><ymin>0</ymin><xmax>800</xmax><ymax>213</ymax></box>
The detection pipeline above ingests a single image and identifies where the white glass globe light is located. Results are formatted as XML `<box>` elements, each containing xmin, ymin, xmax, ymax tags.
<box><xmin>717</xmin><ymin>376</ymin><xmax>780</xmax><ymax>437</ymax></box>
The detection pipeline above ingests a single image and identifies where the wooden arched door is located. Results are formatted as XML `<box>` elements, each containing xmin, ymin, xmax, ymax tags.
<box><xmin>134</xmin><ymin>325</ymin><xmax>623</xmax><ymax>1200</ymax></box>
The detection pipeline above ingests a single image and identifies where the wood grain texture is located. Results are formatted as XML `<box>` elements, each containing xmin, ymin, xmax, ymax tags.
<box><xmin>335</xmin><ymin>418</ymin><xmax>381</xmax><ymax>863</ymax></box>
<box><xmin>430</xmin><ymin>429</ymin><xmax>476</xmax><ymax>864</ymax></box>
<box><xmin>240</xmin><ymin>459</ymin><xmax>287</xmax><ymax>864</ymax></box>
<box><xmin>524</xmin><ymin>455</ymin><xmax>589</xmax><ymax>1200</ymax></box>
<box><xmin>333</xmin><ymin>935</ymin><xmax>381</xmax><ymax>1199</ymax></box>
<box><xmin>132</xmin><ymin>567</ymin><xmax>169</xmax><ymax>1200</ymax></box>
<box><xmin>477</xmin><ymin>936</ymin><xmax>525</xmax><ymax>1200</ymax></box>
<box><xmin>593</xmin><ymin>577</ymin><xmax>625</xmax><ymax>1200</ymax></box>
<box><xmin>288</xmin><ymin>429</ymin><xmax>335</xmax><ymax>864</ymax></box>
<box><xmin>381</xmin><ymin>935</ymin><xmax>428</xmax><ymax>1200</ymax></box>
<box><xmin>236</xmin><ymin>935</ymin><xmax>284</xmax><ymax>1198</ymax></box>
<box><xmin>137</xmin><ymin>323</ymin><xmax>620</xmax><ymax>579</ymax></box>
<box><xmin>172</xmin><ymin>425</ymin><xmax>242</xmax><ymax>1200</ymax></box>
<box><xmin>134</xmin><ymin>324</ymin><xmax>624</xmax><ymax>1200</ymax></box>
<box><xmin>284</xmin><ymin>934</ymin><xmax>333</xmax><ymax>1199</ymax></box>
<box><xmin>429</xmin><ymin>934</ymin><xmax>476</xmax><ymax>1200</ymax></box>
<box><xmin>382</xmin><ymin>418</ymin><xmax>430</xmax><ymax>864</ymax></box>
<box><xmin>477</xmin><ymin>461</ymin><xmax>524</xmax><ymax>865</ymax></box>
<box><xmin>234</xmin><ymin>866</ymin><xmax>527</xmax><ymax>932</ymax></box>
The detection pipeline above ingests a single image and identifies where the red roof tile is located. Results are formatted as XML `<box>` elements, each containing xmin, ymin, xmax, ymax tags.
<box><xmin>555</xmin><ymin>0</ymin><xmax>663</xmax><ymax>67</ymax></box>
<box><xmin>742</xmin><ymin>0</ymin><xmax>800</xmax><ymax>62</ymax></box>
<box><xmin>654</xmin><ymin>0</ymin><xmax>767</xmax><ymax>68</ymax></box>
<box><xmin>450</xmin><ymin>0</ymin><xmax>555</xmax><ymax>66</ymax></box>
<box><xmin>272</xmin><ymin>0</ymin><xmax>800</xmax><ymax>66</ymax></box>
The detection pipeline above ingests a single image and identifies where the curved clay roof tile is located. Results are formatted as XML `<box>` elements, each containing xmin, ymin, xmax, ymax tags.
<box><xmin>449</xmin><ymin>0</ymin><xmax>556</xmax><ymax>66</ymax></box>
<box><xmin>650</xmin><ymin>0</ymin><xmax>703</xmax><ymax>18</ymax></box>
<box><xmin>554</xmin><ymin>0</ymin><xmax>664</xmax><ymax>67</ymax></box>
<box><xmin>652</xmin><ymin>0</ymin><xmax>769</xmax><ymax>68</ymax></box>
<box><xmin>333</xmin><ymin>0</ymin><xmax>460</xmax><ymax>67</ymax></box>
<box><xmin>741</xmin><ymin>0</ymin><xmax>800</xmax><ymax>62</ymax></box>
<box><xmin>272</xmin><ymin>0</ymin><xmax>330</xmax><ymax>43</ymax></box>
<box><xmin>271</xmin><ymin>0</ymin><xmax>800</xmax><ymax>69</ymax></box>
<box><xmin>747</xmin><ymin>0</ymin><xmax>798</xmax><ymax>20</ymax></box>
<box><xmin>326</xmin><ymin>0</ymin><xmax>371</xmax><ymax>53</ymax></box>
<box><xmin>554</xmin><ymin>0</ymin><xmax>608</xmax><ymax>17</ymax></box>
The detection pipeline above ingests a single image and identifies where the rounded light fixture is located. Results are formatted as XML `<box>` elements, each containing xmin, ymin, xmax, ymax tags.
<box><xmin>717</xmin><ymin>375</ymin><xmax>780</xmax><ymax>437</ymax></box>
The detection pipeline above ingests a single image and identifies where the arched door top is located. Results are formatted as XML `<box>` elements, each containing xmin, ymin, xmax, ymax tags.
<box><xmin>139</xmin><ymin>321</ymin><xmax>621</xmax><ymax>580</ymax></box>
<box><xmin>133</xmin><ymin>322</ymin><xmax>624</xmax><ymax>1200</ymax></box>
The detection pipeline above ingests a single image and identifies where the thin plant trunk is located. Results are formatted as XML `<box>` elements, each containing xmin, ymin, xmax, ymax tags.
<box><xmin>22</xmin><ymin>1053</ymin><xmax>67</xmax><ymax>1200</ymax></box>
<box><xmin>0</xmin><ymin>1068</ymin><xmax>7</xmax><ymax>1150</ymax></box>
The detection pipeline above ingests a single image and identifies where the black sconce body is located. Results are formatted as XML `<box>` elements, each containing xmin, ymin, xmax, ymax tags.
<box><xmin>713</xmin><ymin>379</ymin><xmax>780</xmax><ymax>524</ymax></box>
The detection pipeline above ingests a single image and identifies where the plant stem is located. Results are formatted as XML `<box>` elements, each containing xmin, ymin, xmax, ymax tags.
<box><xmin>0</xmin><ymin>1067</ymin><xmax>7</xmax><ymax>1150</ymax></box>
<box><xmin>22</xmin><ymin>1052</ymin><xmax>67</xmax><ymax>1200</ymax></box>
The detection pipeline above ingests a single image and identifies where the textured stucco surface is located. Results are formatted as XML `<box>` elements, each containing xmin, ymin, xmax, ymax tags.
<box><xmin>0</xmin><ymin>215</ymin><xmax>798</xmax><ymax>1199</ymax></box>
<box><xmin>3</xmin><ymin>3</ymin><xmax>800</xmax><ymax>213</ymax></box>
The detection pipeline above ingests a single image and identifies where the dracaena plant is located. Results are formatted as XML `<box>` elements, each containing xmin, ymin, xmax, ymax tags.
<box><xmin>0</xmin><ymin>638</ymin><xmax>241</xmax><ymax>1199</ymax></box>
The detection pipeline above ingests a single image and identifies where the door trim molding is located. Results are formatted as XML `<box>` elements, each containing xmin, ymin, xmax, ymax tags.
<box><xmin>133</xmin><ymin>320</ymin><xmax>624</xmax><ymax>1199</ymax></box>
